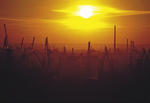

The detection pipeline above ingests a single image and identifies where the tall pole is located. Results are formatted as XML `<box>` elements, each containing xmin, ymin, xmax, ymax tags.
<box><xmin>21</xmin><ymin>37</ymin><xmax>24</xmax><ymax>49</ymax></box>
<box><xmin>31</xmin><ymin>37</ymin><xmax>35</xmax><ymax>49</ymax></box>
<box><xmin>3</xmin><ymin>24</ymin><xmax>8</xmax><ymax>48</ymax></box>
<box><xmin>88</xmin><ymin>41</ymin><xmax>91</xmax><ymax>54</ymax></box>
<box><xmin>45</xmin><ymin>37</ymin><xmax>48</xmax><ymax>51</ymax></box>
<box><xmin>114</xmin><ymin>25</ymin><xmax>116</xmax><ymax>52</ymax></box>
<box><xmin>44</xmin><ymin>37</ymin><xmax>49</xmax><ymax>70</ymax></box>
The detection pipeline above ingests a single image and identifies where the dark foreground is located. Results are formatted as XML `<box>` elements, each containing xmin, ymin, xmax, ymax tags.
<box><xmin>1</xmin><ymin>48</ymin><xmax>150</xmax><ymax>102</ymax></box>
<box><xmin>4</xmin><ymin>69</ymin><xmax>150</xmax><ymax>102</ymax></box>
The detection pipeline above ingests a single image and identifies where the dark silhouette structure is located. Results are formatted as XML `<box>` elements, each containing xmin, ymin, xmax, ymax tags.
<box><xmin>3</xmin><ymin>24</ymin><xmax>8</xmax><ymax>48</ymax></box>
<box><xmin>114</xmin><ymin>25</ymin><xmax>117</xmax><ymax>52</ymax></box>
<box><xmin>45</xmin><ymin>37</ymin><xmax>48</xmax><ymax>50</ymax></box>
<box><xmin>20</xmin><ymin>37</ymin><xmax>24</xmax><ymax>49</ymax></box>
<box><xmin>31</xmin><ymin>37</ymin><xmax>35</xmax><ymax>49</ymax></box>
<box><xmin>88</xmin><ymin>41</ymin><xmax>91</xmax><ymax>54</ymax></box>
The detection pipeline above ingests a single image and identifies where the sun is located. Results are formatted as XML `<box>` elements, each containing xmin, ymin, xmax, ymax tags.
<box><xmin>78</xmin><ymin>6</ymin><xmax>94</xmax><ymax>19</ymax></box>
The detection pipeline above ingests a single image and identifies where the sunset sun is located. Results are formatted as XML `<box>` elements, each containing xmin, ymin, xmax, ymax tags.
<box><xmin>78</xmin><ymin>6</ymin><xmax>94</xmax><ymax>19</ymax></box>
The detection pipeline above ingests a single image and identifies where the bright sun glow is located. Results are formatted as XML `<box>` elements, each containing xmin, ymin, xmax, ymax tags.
<box><xmin>78</xmin><ymin>6</ymin><xmax>94</xmax><ymax>19</ymax></box>
<box><xmin>52</xmin><ymin>4</ymin><xmax>123</xmax><ymax>30</ymax></box>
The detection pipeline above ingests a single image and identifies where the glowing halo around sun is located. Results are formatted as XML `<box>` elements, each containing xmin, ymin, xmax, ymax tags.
<box><xmin>51</xmin><ymin>4</ymin><xmax>122</xmax><ymax>30</ymax></box>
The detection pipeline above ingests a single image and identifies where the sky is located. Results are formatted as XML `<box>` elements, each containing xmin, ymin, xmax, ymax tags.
<box><xmin>0</xmin><ymin>0</ymin><xmax>150</xmax><ymax>48</ymax></box>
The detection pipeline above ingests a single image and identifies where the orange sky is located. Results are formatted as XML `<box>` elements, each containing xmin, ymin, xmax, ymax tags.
<box><xmin>0</xmin><ymin>0</ymin><xmax>150</xmax><ymax>46</ymax></box>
